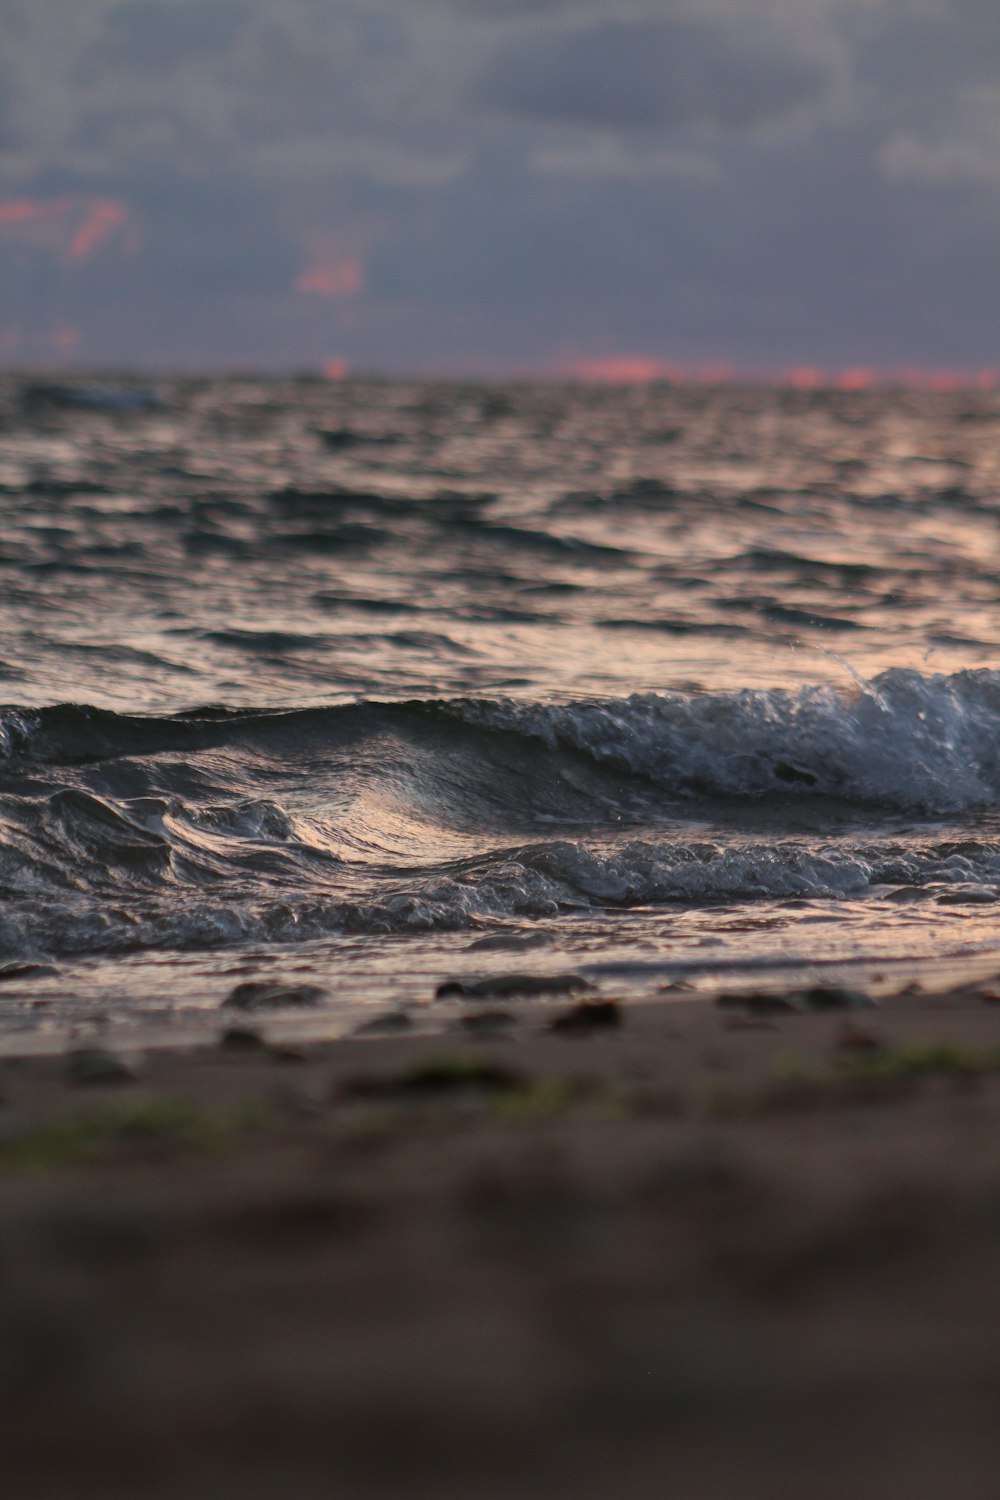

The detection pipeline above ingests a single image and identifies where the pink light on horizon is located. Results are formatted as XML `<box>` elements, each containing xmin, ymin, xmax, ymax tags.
<box><xmin>562</xmin><ymin>356</ymin><xmax>683</xmax><ymax>384</ymax></box>
<box><xmin>558</xmin><ymin>355</ymin><xmax>1000</xmax><ymax>391</ymax></box>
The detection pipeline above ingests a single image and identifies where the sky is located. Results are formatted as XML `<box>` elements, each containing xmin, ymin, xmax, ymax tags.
<box><xmin>1</xmin><ymin>0</ymin><xmax>999</xmax><ymax>378</ymax></box>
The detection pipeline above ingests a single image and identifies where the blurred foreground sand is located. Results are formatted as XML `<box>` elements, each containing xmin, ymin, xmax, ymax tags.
<box><xmin>2</xmin><ymin>985</ymin><xmax>1000</xmax><ymax>1498</ymax></box>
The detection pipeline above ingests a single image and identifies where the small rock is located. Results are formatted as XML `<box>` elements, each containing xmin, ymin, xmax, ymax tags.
<box><xmin>219</xmin><ymin>1026</ymin><xmax>267</xmax><ymax>1052</ymax></box>
<box><xmin>717</xmin><ymin>986</ymin><xmax>873</xmax><ymax>1015</ymax></box>
<box><xmin>836</xmin><ymin>1022</ymin><xmax>885</xmax><ymax>1054</ymax></box>
<box><xmin>794</xmin><ymin>986</ymin><xmax>874</xmax><ymax>1012</ymax></box>
<box><xmin>549</xmin><ymin>999</ymin><xmax>622</xmax><ymax>1035</ymax></box>
<box><xmin>271</xmin><ymin>1082</ymin><xmax>324</xmax><ymax>1119</ymax></box>
<box><xmin>223</xmin><ymin>981</ymin><xmax>328</xmax><ymax>1012</ymax></box>
<box><xmin>340</xmin><ymin>1056</ymin><xmax>525</xmax><ymax>1100</ymax></box>
<box><xmin>65</xmin><ymin>1048</ymin><xmax>135</xmax><ymax>1085</ymax></box>
<box><xmin>436</xmin><ymin>973</ymin><xmax>593</xmax><ymax>1001</ymax></box>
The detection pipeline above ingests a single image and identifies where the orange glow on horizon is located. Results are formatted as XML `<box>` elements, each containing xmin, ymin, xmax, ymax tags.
<box><xmin>563</xmin><ymin>356</ymin><xmax>681</xmax><ymax>384</ymax></box>
<box><xmin>789</xmin><ymin>366</ymin><xmax>824</xmax><ymax>389</ymax></box>
<box><xmin>0</xmin><ymin>195</ymin><xmax>135</xmax><ymax>263</ymax></box>
<box><xmin>296</xmin><ymin>257</ymin><xmax>363</xmax><ymax>297</ymax></box>
<box><xmin>321</xmin><ymin>358</ymin><xmax>350</xmax><ymax>380</ymax></box>
<box><xmin>835</xmin><ymin>367</ymin><xmax>876</xmax><ymax>391</ymax></box>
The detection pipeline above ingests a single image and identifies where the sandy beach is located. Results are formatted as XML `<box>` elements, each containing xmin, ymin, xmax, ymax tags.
<box><xmin>3</xmin><ymin>978</ymin><xmax>1000</xmax><ymax>1498</ymax></box>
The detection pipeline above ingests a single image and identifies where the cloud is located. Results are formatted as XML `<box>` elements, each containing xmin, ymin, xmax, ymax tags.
<box><xmin>2</xmin><ymin>0</ymin><xmax>1000</xmax><ymax>372</ymax></box>
<box><xmin>473</xmin><ymin>18</ymin><xmax>830</xmax><ymax>133</ymax></box>
<box><xmin>94</xmin><ymin>0</ymin><xmax>257</xmax><ymax>74</ymax></box>
<box><xmin>878</xmin><ymin>127</ymin><xmax>1000</xmax><ymax>187</ymax></box>
<box><xmin>531</xmin><ymin>136</ymin><xmax>721</xmax><ymax>180</ymax></box>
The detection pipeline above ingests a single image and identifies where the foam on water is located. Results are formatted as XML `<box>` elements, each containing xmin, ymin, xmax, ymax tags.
<box><xmin>450</xmin><ymin>669</ymin><xmax>1000</xmax><ymax>813</ymax></box>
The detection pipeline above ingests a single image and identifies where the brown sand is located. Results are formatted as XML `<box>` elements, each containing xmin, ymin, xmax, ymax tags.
<box><xmin>3</xmin><ymin>982</ymin><xmax>1000</xmax><ymax>1498</ymax></box>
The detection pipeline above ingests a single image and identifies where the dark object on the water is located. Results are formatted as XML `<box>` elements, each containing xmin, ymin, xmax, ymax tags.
<box><xmin>340</xmin><ymin>1055</ymin><xmax>524</xmax><ymax>1099</ymax></box>
<box><xmin>65</xmin><ymin>1048</ymin><xmax>135</xmax><ymax>1085</ymax></box>
<box><xmin>459</xmin><ymin>1010</ymin><xmax>517</xmax><ymax>1034</ymax></box>
<box><xmin>549</xmin><ymin>999</ymin><xmax>622</xmax><ymax>1035</ymax></box>
<box><xmin>0</xmin><ymin>962</ymin><xmax>58</xmax><ymax>984</ymax></box>
<box><xmin>435</xmin><ymin>973</ymin><xmax>592</xmax><ymax>1001</ymax></box>
<box><xmin>353</xmin><ymin>1010</ymin><xmax>413</xmax><ymax>1036</ymax></box>
<box><xmin>223</xmin><ymin>980</ymin><xmax>327</xmax><ymax>1012</ymax></box>
<box><xmin>219</xmin><ymin>1026</ymin><xmax>266</xmax><ymax>1052</ymax></box>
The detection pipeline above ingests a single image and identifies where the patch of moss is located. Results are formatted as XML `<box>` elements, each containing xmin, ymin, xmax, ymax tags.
<box><xmin>767</xmin><ymin>1039</ymin><xmax>1000</xmax><ymax>1097</ymax></box>
<box><xmin>0</xmin><ymin>1095</ymin><xmax>273</xmax><ymax>1173</ymax></box>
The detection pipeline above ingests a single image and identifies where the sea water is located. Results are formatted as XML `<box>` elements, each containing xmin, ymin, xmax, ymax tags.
<box><xmin>2</xmin><ymin>373</ymin><xmax>1000</xmax><ymax>1039</ymax></box>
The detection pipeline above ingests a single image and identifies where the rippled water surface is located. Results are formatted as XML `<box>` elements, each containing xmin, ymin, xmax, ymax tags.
<box><xmin>3</xmin><ymin>374</ymin><xmax>1000</xmax><ymax>1037</ymax></box>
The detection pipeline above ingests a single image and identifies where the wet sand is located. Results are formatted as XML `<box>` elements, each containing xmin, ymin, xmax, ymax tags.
<box><xmin>3</xmin><ymin>980</ymin><xmax>1000</xmax><ymax>1498</ymax></box>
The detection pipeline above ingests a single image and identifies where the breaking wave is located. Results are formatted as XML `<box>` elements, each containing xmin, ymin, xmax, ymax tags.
<box><xmin>0</xmin><ymin>667</ymin><xmax>997</xmax><ymax>960</ymax></box>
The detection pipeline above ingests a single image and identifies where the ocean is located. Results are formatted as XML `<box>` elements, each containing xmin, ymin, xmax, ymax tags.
<box><xmin>2</xmin><ymin>372</ymin><xmax>1000</xmax><ymax>1042</ymax></box>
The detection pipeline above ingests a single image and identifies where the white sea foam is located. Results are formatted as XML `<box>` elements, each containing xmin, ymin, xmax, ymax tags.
<box><xmin>452</xmin><ymin>669</ymin><xmax>1000</xmax><ymax>813</ymax></box>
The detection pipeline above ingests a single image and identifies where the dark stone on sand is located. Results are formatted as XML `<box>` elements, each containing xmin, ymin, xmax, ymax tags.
<box><xmin>340</xmin><ymin>1056</ymin><xmax>525</xmax><ymax>1100</ymax></box>
<box><xmin>65</xmin><ymin>1048</ymin><xmax>135</xmax><ymax>1085</ymax></box>
<box><xmin>353</xmin><ymin>1010</ymin><xmax>413</xmax><ymax>1036</ymax></box>
<box><xmin>219</xmin><ymin>1026</ymin><xmax>267</xmax><ymax>1052</ymax></box>
<box><xmin>835</xmin><ymin>1022</ymin><xmax>885</xmax><ymax>1054</ymax></box>
<box><xmin>435</xmin><ymin>973</ymin><xmax>593</xmax><ymax>1001</ymax></box>
<box><xmin>794</xmin><ymin>986</ymin><xmax>874</xmax><ymax>1012</ymax></box>
<box><xmin>718</xmin><ymin>986</ymin><xmax>873</xmax><ymax>1015</ymax></box>
<box><xmin>223</xmin><ymin>980</ymin><xmax>328</xmax><ymax>1012</ymax></box>
<box><xmin>549</xmin><ymin>999</ymin><xmax>622</xmax><ymax>1035</ymax></box>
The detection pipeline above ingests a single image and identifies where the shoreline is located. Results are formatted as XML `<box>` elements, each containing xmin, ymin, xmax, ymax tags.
<box><xmin>3</xmin><ymin>978</ymin><xmax>1000</xmax><ymax>1495</ymax></box>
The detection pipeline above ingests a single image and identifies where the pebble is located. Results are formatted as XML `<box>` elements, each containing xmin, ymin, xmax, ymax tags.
<box><xmin>219</xmin><ymin>1026</ymin><xmax>267</xmax><ymax>1052</ymax></box>
<box><xmin>549</xmin><ymin>999</ymin><xmax>622</xmax><ymax>1035</ymax></box>
<box><xmin>436</xmin><ymin>973</ymin><xmax>592</xmax><ymax>1001</ymax></box>
<box><xmin>717</xmin><ymin>986</ymin><xmax>873</xmax><ymax>1015</ymax></box>
<box><xmin>65</xmin><ymin>1048</ymin><xmax>135</xmax><ymax>1086</ymax></box>
<box><xmin>223</xmin><ymin>981</ymin><xmax>328</xmax><ymax>1012</ymax></box>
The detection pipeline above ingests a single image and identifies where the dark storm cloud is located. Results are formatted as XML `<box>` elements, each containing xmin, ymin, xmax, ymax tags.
<box><xmin>474</xmin><ymin>18</ymin><xmax>829</xmax><ymax>132</ymax></box>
